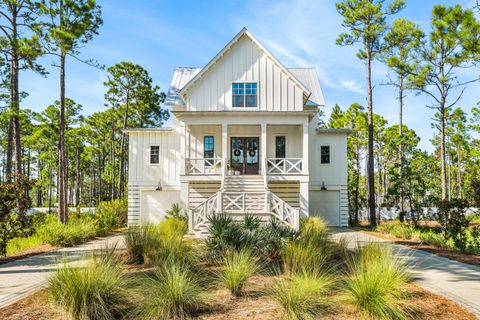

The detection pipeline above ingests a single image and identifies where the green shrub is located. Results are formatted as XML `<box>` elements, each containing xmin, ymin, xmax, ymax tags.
<box><xmin>418</xmin><ymin>230</ymin><xmax>448</xmax><ymax>248</ymax></box>
<box><xmin>6</xmin><ymin>234</ymin><xmax>44</xmax><ymax>256</ymax></box>
<box><xmin>377</xmin><ymin>221</ymin><xmax>415</xmax><ymax>240</ymax></box>
<box><xmin>272</xmin><ymin>270</ymin><xmax>333</xmax><ymax>320</ymax></box>
<box><xmin>284</xmin><ymin>240</ymin><xmax>330</xmax><ymax>275</ymax></box>
<box><xmin>124</xmin><ymin>225</ymin><xmax>151</xmax><ymax>264</ymax></box>
<box><xmin>166</xmin><ymin>203</ymin><xmax>188</xmax><ymax>224</ymax></box>
<box><xmin>134</xmin><ymin>261</ymin><xmax>205</xmax><ymax>320</ymax></box>
<box><xmin>220</xmin><ymin>249</ymin><xmax>260</xmax><ymax>297</ymax></box>
<box><xmin>47</xmin><ymin>251</ymin><xmax>129</xmax><ymax>320</ymax></box>
<box><xmin>437</xmin><ymin>199</ymin><xmax>470</xmax><ymax>252</ymax></box>
<box><xmin>300</xmin><ymin>217</ymin><xmax>329</xmax><ymax>242</ymax></box>
<box><xmin>37</xmin><ymin>214</ymin><xmax>98</xmax><ymax>247</ymax></box>
<box><xmin>467</xmin><ymin>214</ymin><xmax>480</xmax><ymax>224</ymax></box>
<box><xmin>95</xmin><ymin>199</ymin><xmax>127</xmax><ymax>236</ymax></box>
<box><xmin>346</xmin><ymin>243</ymin><xmax>410</xmax><ymax>319</ymax></box>
<box><xmin>125</xmin><ymin>219</ymin><xmax>194</xmax><ymax>266</ymax></box>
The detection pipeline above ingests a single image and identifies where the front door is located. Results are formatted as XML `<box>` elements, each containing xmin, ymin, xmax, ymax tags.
<box><xmin>230</xmin><ymin>137</ymin><xmax>259</xmax><ymax>174</ymax></box>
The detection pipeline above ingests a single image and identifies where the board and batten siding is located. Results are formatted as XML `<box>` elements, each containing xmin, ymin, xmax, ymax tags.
<box><xmin>127</xmin><ymin>130</ymin><xmax>180</xmax><ymax>225</ymax></box>
<box><xmin>184</xmin><ymin>34</ymin><xmax>304</xmax><ymax>112</ymax></box>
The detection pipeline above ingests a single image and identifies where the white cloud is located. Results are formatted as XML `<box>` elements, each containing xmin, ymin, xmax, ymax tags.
<box><xmin>340</xmin><ymin>80</ymin><xmax>364</xmax><ymax>94</ymax></box>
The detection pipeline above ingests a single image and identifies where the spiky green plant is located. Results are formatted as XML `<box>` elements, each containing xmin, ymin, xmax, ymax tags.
<box><xmin>134</xmin><ymin>261</ymin><xmax>206</xmax><ymax>320</ymax></box>
<box><xmin>284</xmin><ymin>240</ymin><xmax>331</xmax><ymax>275</ymax></box>
<box><xmin>346</xmin><ymin>243</ymin><xmax>410</xmax><ymax>319</ymax></box>
<box><xmin>219</xmin><ymin>249</ymin><xmax>260</xmax><ymax>297</ymax></box>
<box><xmin>124</xmin><ymin>225</ymin><xmax>151</xmax><ymax>264</ymax></box>
<box><xmin>47</xmin><ymin>251</ymin><xmax>129</xmax><ymax>320</ymax></box>
<box><xmin>272</xmin><ymin>270</ymin><xmax>333</xmax><ymax>320</ymax></box>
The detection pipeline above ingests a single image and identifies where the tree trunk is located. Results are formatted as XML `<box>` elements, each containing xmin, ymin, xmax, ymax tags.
<box><xmin>457</xmin><ymin>142</ymin><xmax>462</xmax><ymax>199</ymax></box>
<box><xmin>111</xmin><ymin>108</ymin><xmax>116</xmax><ymax>200</ymax></box>
<box><xmin>5</xmin><ymin>118</ymin><xmax>14</xmax><ymax>180</ymax></box>
<box><xmin>354</xmin><ymin>144</ymin><xmax>360</xmax><ymax>224</ymax></box>
<box><xmin>10</xmin><ymin>8</ymin><xmax>22</xmax><ymax>177</ymax></box>
<box><xmin>398</xmin><ymin>76</ymin><xmax>405</xmax><ymax>222</ymax></box>
<box><xmin>366</xmin><ymin>51</ymin><xmax>377</xmax><ymax>226</ymax></box>
<box><xmin>119</xmin><ymin>93</ymin><xmax>129</xmax><ymax>199</ymax></box>
<box><xmin>58</xmin><ymin>49</ymin><xmax>68</xmax><ymax>223</ymax></box>
<box><xmin>75</xmin><ymin>147</ymin><xmax>81</xmax><ymax>206</ymax></box>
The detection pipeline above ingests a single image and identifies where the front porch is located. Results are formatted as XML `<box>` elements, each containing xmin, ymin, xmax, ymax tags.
<box><xmin>174</xmin><ymin>114</ymin><xmax>311</xmax><ymax>235</ymax></box>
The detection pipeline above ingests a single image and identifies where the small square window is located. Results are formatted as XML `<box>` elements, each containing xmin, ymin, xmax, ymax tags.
<box><xmin>320</xmin><ymin>146</ymin><xmax>330</xmax><ymax>164</ymax></box>
<box><xmin>150</xmin><ymin>146</ymin><xmax>159</xmax><ymax>164</ymax></box>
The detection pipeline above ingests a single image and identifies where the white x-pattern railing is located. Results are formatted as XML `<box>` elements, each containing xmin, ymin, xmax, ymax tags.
<box><xmin>267</xmin><ymin>158</ymin><xmax>303</xmax><ymax>175</ymax></box>
<box><xmin>189</xmin><ymin>190</ymin><xmax>299</xmax><ymax>234</ymax></box>
<box><xmin>185</xmin><ymin>158</ymin><xmax>222</xmax><ymax>175</ymax></box>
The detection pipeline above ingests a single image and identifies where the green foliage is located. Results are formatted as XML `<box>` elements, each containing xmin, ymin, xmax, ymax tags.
<box><xmin>36</xmin><ymin>214</ymin><xmax>98</xmax><ymax>247</ymax></box>
<box><xmin>418</xmin><ymin>230</ymin><xmax>449</xmax><ymax>248</ymax></box>
<box><xmin>437</xmin><ymin>199</ymin><xmax>470</xmax><ymax>252</ymax></box>
<box><xmin>220</xmin><ymin>249</ymin><xmax>260</xmax><ymax>297</ymax></box>
<box><xmin>47</xmin><ymin>250</ymin><xmax>129</xmax><ymax>320</ymax></box>
<box><xmin>6</xmin><ymin>234</ymin><xmax>43</xmax><ymax>256</ymax></box>
<box><xmin>377</xmin><ymin>221</ymin><xmax>416</xmax><ymax>240</ymax></box>
<box><xmin>272</xmin><ymin>270</ymin><xmax>333</xmax><ymax>320</ymax></box>
<box><xmin>166</xmin><ymin>203</ymin><xmax>188</xmax><ymax>224</ymax></box>
<box><xmin>346</xmin><ymin>243</ymin><xmax>410</xmax><ymax>319</ymax></box>
<box><xmin>134</xmin><ymin>261</ymin><xmax>205</xmax><ymax>320</ymax></box>
<box><xmin>204</xmin><ymin>215</ymin><xmax>297</xmax><ymax>266</ymax></box>
<box><xmin>95</xmin><ymin>198</ymin><xmax>127</xmax><ymax>235</ymax></box>
<box><xmin>124</xmin><ymin>218</ymin><xmax>193</xmax><ymax>266</ymax></box>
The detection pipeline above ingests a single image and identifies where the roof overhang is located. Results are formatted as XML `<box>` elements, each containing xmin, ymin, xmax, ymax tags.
<box><xmin>123</xmin><ymin>128</ymin><xmax>174</xmax><ymax>134</ymax></box>
<box><xmin>316</xmin><ymin>128</ymin><xmax>354</xmax><ymax>134</ymax></box>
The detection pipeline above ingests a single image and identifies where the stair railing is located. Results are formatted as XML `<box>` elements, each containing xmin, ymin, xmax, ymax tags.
<box><xmin>189</xmin><ymin>191</ymin><xmax>221</xmax><ymax>233</ymax></box>
<box><xmin>267</xmin><ymin>190</ymin><xmax>300</xmax><ymax>230</ymax></box>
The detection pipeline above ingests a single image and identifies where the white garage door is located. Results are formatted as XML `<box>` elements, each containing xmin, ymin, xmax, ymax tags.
<box><xmin>140</xmin><ymin>190</ymin><xmax>181</xmax><ymax>224</ymax></box>
<box><xmin>309</xmin><ymin>190</ymin><xmax>340</xmax><ymax>226</ymax></box>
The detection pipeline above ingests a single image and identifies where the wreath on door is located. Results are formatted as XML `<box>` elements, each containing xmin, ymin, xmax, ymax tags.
<box><xmin>249</xmin><ymin>149</ymin><xmax>256</xmax><ymax>157</ymax></box>
<box><xmin>234</xmin><ymin>149</ymin><xmax>241</xmax><ymax>157</ymax></box>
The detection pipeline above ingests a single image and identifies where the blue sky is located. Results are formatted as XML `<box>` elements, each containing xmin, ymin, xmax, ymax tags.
<box><xmin>21</xmin><ymin>0</ymin><xmax>479</xmax><ymax>151</ymax></box>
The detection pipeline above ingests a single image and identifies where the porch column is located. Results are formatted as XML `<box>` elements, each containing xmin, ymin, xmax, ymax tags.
<box><xmin>302</xmin><ymin>122</ymin><xmax>309</xmax><ymax>175</ymax></box>
<box><xmin>300</xmin><ymin>181</ymin><xmax>309</xmax><ymax>218</ymax></box>
<box><xmin>180</xmin><ymin>123</ymin><xmax>186</xmax><ymax>175</ymax></box>
<box><xmin>222</xmin><ymin>123</ymin><xmax>228</xmax><ymax>163</ymax></box>
<box><xmin>261</xmin><ymin>123</ymin><xmax>267</xmax><ymax>175</ymax></box>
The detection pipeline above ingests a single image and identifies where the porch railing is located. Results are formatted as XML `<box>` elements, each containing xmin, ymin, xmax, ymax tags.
<box><xmin>185</xmin><ymin>158</ymin><xmax>222</xmax><ymax>175</ymax></box>
<box><xmin>189</xmin><ymin>190</ymin><xmax>299</xmax><ymax>235</ymax></box>
<box><xmin>266</xmin><ymin>158</ymin><xmax>303</xmax><ymax>175</ymax></box>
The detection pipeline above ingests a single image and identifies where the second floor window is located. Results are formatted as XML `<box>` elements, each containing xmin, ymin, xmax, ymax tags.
<box><xmin>233</xmin><ymin>82</ymin><xmax>257</xmax><ymax>108</ymax></box>
<box><xmin>150</xmin><ymin>146</ymin><xmax>159</xmax><ymax>164</ymax></box>
<box><xmin>204</xmin><ymin>136</ymin><xmax>214</xmax><ymax>159</ymax></box>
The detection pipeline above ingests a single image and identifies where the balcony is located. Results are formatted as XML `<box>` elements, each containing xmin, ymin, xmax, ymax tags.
<box><xmin>266</xmin><ymin>158</ymin><xmax>303</xmax><ymax>175</ymax></box>
<box><xmin>185</xmin><ymin>158</ymin><xmax>222</xmax><ymax>175</ymax></box>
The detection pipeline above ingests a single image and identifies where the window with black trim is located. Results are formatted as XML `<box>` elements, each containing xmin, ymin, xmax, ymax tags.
<box><xmin>275</xmin><ymin>136</ymin><xmax>286</xmax><ymax>158</ymax></box>
<box><xmin>320</xmin><ymin>145</ymin><xmax>330</xmax><ymax>164</ymax></box>
<box><xmin>204</xmin><ymin>136</ymin><xmax>214</xmax><ymax>159</ymax></box>
<box><xmin>232</xmin><ymin>82</ymin><xmax>257</xmax><ymax>108</ymax></box>
<box><xmin>150</xmin><ymin>146</ymin><xmax>159</xmax><ymax>164</ymax></box>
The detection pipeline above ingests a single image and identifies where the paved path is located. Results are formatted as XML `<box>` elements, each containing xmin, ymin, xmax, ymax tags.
<box><xmin>331</xmin><ymin>229</ymin><xmax>480</xmax><ymax>318</ymax></box>
<box><xmin>0</xmin><ymin>234</ymin><xmax>124</xmax><ymax>309</ymax></box>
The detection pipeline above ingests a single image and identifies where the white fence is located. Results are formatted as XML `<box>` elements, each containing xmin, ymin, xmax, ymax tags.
<box><xmin>358</xmin><ymin>207</ymin><xmax>479</xmax><ymax>220</ymax></box>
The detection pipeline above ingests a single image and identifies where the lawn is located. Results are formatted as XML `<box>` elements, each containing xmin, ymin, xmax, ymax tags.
<box><xmin>0</xmin><ymin>214</ymin><xmax>476</xmax><ymax>320</ymax></box>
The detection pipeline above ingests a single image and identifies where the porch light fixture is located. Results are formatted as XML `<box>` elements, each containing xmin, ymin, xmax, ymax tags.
<box><xmin>321</xmin><ymin>181</ymin><xmax>327</xmax><ymax>190</ymax></box>
<box><xmin>156</xmin><ymin>181</ymin><xmax>162</xmax><ymax>191</ymax></box>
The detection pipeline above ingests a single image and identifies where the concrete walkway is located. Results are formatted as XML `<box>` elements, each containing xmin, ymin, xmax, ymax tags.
<box><xmin>331</xmin><ymin>229</ymin><xmax>480</xmax><ymax>318</ymax></box>
<box><xmin>0</xmin><ymin>234</ymin><xmax>124</xmax><ymax>309</ymax></box>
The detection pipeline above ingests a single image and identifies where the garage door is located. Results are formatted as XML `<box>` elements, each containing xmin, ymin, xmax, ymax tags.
<box><xmin>140</xmin><ymin>190</ymin><xmax>180</xmax><ymax>224</ymax></box>
<box><xmin>309</xmin><ymin>190</ymin><xmax>340</xmax><ymax>226</ymax></box>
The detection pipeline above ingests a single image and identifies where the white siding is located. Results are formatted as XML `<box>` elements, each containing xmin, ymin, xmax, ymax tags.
<box><xmin>185</xmin><ymin>35</ymin><xmax>304</xmax><ymax>112</ymax></box>
<box><xmin>266</xmin><ymin>125</ymin><xmax>302</xmax><ymax>158</ymax></box>
<box><xmin>140</xmin><ymin>190</ymin><xmax>181</xmax><ymax>223</ymax></box>
<box><xmin>128</xmin><ymin>131</ymin><xmax>180</xmax><ymax>186</ymax></box>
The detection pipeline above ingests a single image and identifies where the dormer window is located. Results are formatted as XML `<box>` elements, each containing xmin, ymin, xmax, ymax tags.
<box><xmin>232</xmin><ymin>82</ymin><xmax>257</xmax><ymax>108</ymax></box>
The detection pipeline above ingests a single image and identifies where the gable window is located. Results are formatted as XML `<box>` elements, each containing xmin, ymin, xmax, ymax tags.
<box><xmin>204</xmin><ymin>136</ymin><xmax>214</xmax><ymax>159</ymax></box>
<box><xmin>232</xmin><ymin>82</ymin><xmax>257</xmax><ymax>108</ymax></box>
<box><xmin>275</xmin><ymin>136</ymin><xmax>286</xmax><ymax>158</ymax></box>
<box><xmin>320</xmin><ymin>145</ymin><xmax>330</xmax><ymax>164</ymax></box>
<box><xmin>150</xmin><ymin>146</ymin><xmax>160</xmax><ymax>164</ymax></box>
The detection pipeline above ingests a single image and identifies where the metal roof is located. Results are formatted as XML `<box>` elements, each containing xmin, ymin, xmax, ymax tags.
<box><xmin>165</xmin><ymin>66</ymin><xmax>325</xmax><ymax>107</ymax></box>
<box><xmin>288</xmin><ymin>68</ymin><xmax>325</xmax><ymax>107</ymax></box>
<box><xmin>164</xmin><ymin>67</ymin><xmax>201</xmax><ymax>106</ymax></box>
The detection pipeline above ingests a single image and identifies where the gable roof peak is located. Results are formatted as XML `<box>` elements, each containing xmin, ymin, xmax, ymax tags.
<box><xmin>179</xmin><ymin>28</ymin><xmax>311</xmax><ymax>100</ymax></box>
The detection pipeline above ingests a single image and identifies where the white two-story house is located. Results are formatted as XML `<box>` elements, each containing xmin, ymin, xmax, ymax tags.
<box><xmin>126</xmin><ymin>28</ymin><xmax>349</xmax><ymax>235</ymax></box>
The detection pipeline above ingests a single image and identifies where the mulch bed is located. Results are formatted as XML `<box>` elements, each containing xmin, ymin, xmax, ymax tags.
<box><xmin>0</xmin><ymin>272</ymin><xmax>476</xmax><ymax>320</ymax></box>
<box><xmin>360</xmin><ymin>230</ymin><xmax>480</xmax><ymax>267</ymax></box>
